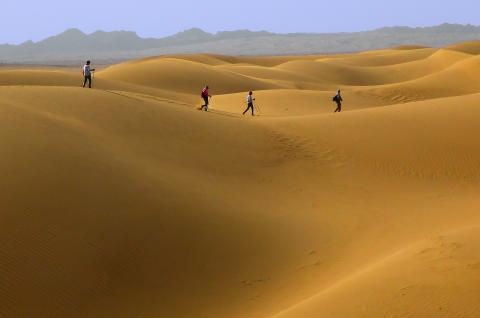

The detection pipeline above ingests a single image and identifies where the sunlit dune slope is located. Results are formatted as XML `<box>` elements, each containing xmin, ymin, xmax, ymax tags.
<box><xmin>276</xmin><ymin>49</ymin><xmax>468</xmax><ymax>86</ymax></box>
<box><xmin>318</xmin><ymin>47</ymin><xmax>436</xmax><ymax>67</ymax></box>
<box><xmin>274</xmin><ymin>227</ymin><xmax>480</xmax><ymax>318</ymax></box>
<box><xmin>98</xmin><ymin>57</ymin><xmax>286</xmax><ymax>94</ymax></box>
<box><xmin>213</xmin><ymin>89</ymin><xmax>389</xmax><ymax>116</ymax></box>
<box><xmin>364</xmin><ymin>54</ymin><xmax>480</xmax><ymax>103</ymax></box>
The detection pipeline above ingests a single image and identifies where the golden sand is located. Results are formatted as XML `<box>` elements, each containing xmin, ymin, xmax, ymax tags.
<box><xmin>0</xmin><ymin>42</ymin><xmax>479</xmax><ymax>317</ymax></box>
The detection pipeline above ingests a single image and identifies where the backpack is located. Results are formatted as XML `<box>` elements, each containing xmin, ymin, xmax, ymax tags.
<box><xmin>332</xmin><ymin>95</ymin><xmax>338</xmax><ymax>102</ymax></box>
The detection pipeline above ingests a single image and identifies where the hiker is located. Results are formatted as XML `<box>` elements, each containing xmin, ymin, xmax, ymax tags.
<box><xmin>333</xmin><ymin>89</ymin><xmax>343</xmax><ymax>113</ymax></box>
<box><xmin>200</xmin><ymin>85</ymin><xmax>212</xmax><ymax>111</ymax></box>
<box><xmin>243</xmin><ymin>91</ymin><xmax>255</xmax><ymax>116</ymax></box>
<box><xmin>82</xmin><ymin>60</ymin><xmax>96</xmax><ymax>88</ymax></box>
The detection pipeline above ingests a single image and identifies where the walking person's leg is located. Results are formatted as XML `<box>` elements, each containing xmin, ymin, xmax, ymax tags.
<box><xmin>250</xmin><ymin>104</ymin><xmax>254</xmax><ymax>116</ymax></box>
<box><xmin>83</xmin><ymin>76</ymin><xmax>88</xmax><ymax>88</ymax></box>
<box><xmin>201</xmin><ymin>96</ymin><xmax>209</xmax><ymax>111</ymax></box>
<box><xmin>88</xmin><ymin>76</ymin><xmax>92</xmax><ymax>88</ymax></box>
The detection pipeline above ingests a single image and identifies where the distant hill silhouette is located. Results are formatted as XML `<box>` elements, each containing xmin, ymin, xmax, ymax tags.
<box><xmin>1</xmin><ymin>23</ymin><xmax>480</xmax><ymax>64</ymax></box>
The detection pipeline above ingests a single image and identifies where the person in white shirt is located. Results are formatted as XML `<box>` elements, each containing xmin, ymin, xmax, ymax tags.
<box><xmin>243</xmin><ymin>91</ymin><xmax>255</xmax><ymax>116</ymax></box>
<box><xmin>82</xmin><ymin>60</ymin><xmax>96</xmax><ymax>88</ymax></box>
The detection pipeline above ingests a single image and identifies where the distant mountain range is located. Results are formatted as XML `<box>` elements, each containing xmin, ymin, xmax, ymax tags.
<box><xmin>1</xmin><ymin>23</ymin><xmax>480</xmax><ymax>64</ymax></box>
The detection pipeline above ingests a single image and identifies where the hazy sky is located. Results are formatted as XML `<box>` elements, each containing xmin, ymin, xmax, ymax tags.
<box><xmin>1</xmin><ymin>0</ymin><xmax>478</xmax><ymax>44</ymax></box>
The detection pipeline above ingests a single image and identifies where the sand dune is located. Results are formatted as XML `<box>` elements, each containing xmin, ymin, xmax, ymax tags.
<box><xmin>318</xmin><ymin>47</ymin><xmax>437</xmax><ymax>67</ymax></box>
<box><xmin>446</xmin><ymin>40</ymin><xmax>480</xmax><ymax>54</ymax></box>
<box><xmin>0</xmin><ymin>41</ymin><xmax>479</xmax><ymax>318</ymax></box>
<box><xmin>276</xmin><ymin>49</ymin><xmax>469</xmax><ymax>87</ymax></box>
<box><xmin>98</xmin><ymin>57</ymin><xmax>286</xmax><ymax>94</ymax></box>
<box><xmin>364</xmin><ymin>54</ymin><xmax>480</xmax><ymax>103</ymax></box>
<box><xmin>274</xmin><ymin>227</ymin><xmax>480</xmax><ymax>318</ymax></box>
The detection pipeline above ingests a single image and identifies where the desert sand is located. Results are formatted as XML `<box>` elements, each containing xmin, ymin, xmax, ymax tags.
<box><xmin>0</xmin><ymin>42</ymin><xmax>479</xmax><ymax>318</ymax></box>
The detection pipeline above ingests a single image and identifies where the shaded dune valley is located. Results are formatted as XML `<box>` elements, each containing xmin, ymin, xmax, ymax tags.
<box><xmin>1</xmin><ymin>41</ymin><xmax>480</xmax><ymax>318</ymax></box>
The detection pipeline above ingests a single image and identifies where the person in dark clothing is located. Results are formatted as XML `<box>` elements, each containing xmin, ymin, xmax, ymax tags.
<box><xmin>200</xmin><ymin>85</ymin><xmax>212</xmax><ymax>111</ymax></box>
<box><xmin>243</xmin><ymin>91</ymin><xmax>255</xmax><ymax>116</ymax></box>
<box><xmin>82</xmin><ymin>61</ymin><xmax>96</xmax><ymax>88</ymax></box>
<box><xmin>333</xmin><ymin>89</ymin><xmax>343</xmax><ymax>113</ymax></box>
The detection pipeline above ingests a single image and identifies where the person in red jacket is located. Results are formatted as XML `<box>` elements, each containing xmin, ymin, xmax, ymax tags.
<box><xmin>200</xmin><ymin>85</ymin><xmax>212</xmax><ymax>111</ymax></box>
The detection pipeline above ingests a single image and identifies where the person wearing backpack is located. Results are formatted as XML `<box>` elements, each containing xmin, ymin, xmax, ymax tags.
<box><xmin>82</xmin><ymin>61</ymin><xmax>96</xmax><ymax>88</ymax></box>
<box><xmin>333</xmin><ymin>89</ymin><xmax>343</xmax><ymax>113</ymax></box>
<box><xmin>200</xmin><ymin>85</ymin><xmax>212</xmax><ymax>111</ymax></box>
<box><xmin>243</xmin><ymin>91</ymin><xmax>255</xmax><ymax>116</ymax></box>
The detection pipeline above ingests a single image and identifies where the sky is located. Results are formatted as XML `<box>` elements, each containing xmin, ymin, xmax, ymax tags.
<box><xmin>1</xmin><ymin>0</ymin><xmax>479</xmax><ymax>44</ymax></box>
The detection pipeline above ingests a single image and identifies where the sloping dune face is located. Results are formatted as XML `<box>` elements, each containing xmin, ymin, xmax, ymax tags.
<box><xmin>1</xmin><ymin>41</ymin><xmax>480</xmax><ymax>318</ymax></box>
<box><xmin>446</xmin><ymin>40</ymin><xmax>480</xmax><ymax>55</ymax></box>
